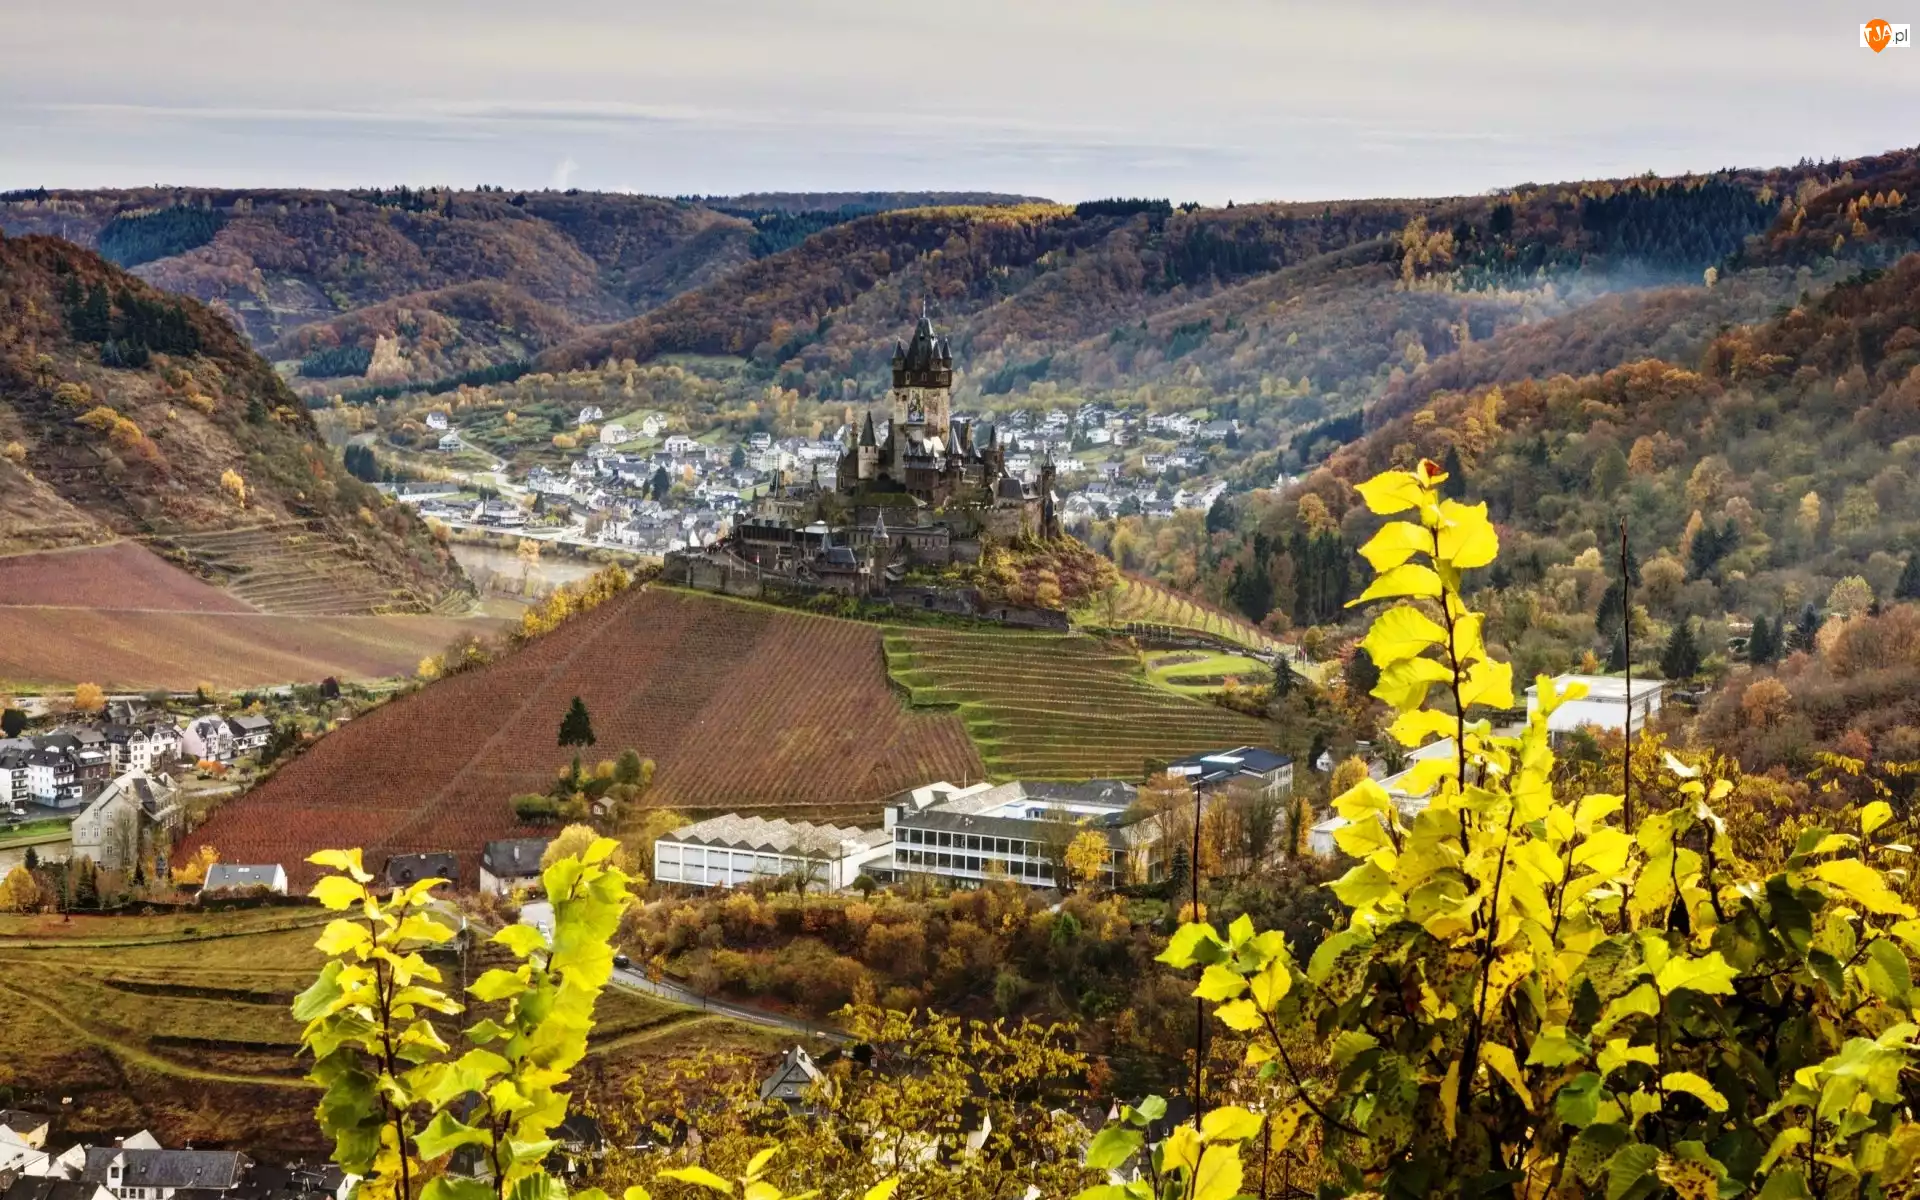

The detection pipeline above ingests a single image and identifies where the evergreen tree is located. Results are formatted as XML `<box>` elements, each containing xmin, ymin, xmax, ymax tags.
<box><xmin>1897</xmin><ymin>554</ymin><xmax>1920</xmax><ymax>602</ymax></box>
<box><xmin>1596</xmin><ymin>578</ymin><xmax>1626</xmax><ymax>641</ymax></box>
<box><xmin>1660</xmin><ymin>619</ymin><xmax>1701</xmax><ymax>681</ymax></box>
<box><xmin>1205</xmin><ymin>495</ymin><xmax>1237</xmax><ymax>535</ymax></box>
<box><xmin>1792</xmin><ymin>603</ymin><xmax>1824</xmax><ymax>652</ymax></box>
<box><xmin>1440</xmin><ymin>446</ymin><xmax>1467</xmax><ymax>500</ymax></box>
<box><xmin>1747</xmin><ymin>614</ymin><xmax>1776</xmax><ymax>666</ymax></box>
<box><xmin>1346</xmin><ymin>646</ymin><xmax>1380</xmax><ymax>697</ymax></box>
<box><xmin>1606</xmin><ymin>626</ymin><xmax>1628</xmax><ymax>672</ymax></box>
<box><xmin>1230</xmin><ymin>561</ymin><xmax>1273</xmax><ymax>623</ymax></box>
<box><xmin>23</xmin><ymin>846</ymin><xmax>38</xmax><ymax>871</ymax></box>
<box><xmin>730</xmin><ymin>445</ymin><xmax>747</xmax><ymax>469</ymax></box>
<box><xmin>557</xmin><ymin>696</ymin><xmax>596</xmax><ymax>749</ymax></box>
<box><xmin>0</xmin><ymin>707</ymin><xmax>24</xmax><ymax>737</ymax></box>
<box><xmin>649</xmin><ymin>467</ymin><xmax>671</xmax><ymax>502</ymax></box>
<box><xmin>73</xmin><ymin>284</ymin><xmax>112</xmax><ymax>343</ymax></box>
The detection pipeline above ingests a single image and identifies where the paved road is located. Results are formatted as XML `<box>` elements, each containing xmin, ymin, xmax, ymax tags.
<box><xmin>611</xmin><ymin>966</ymin><xmax>848</xmax><ymax>1042</ymax></box>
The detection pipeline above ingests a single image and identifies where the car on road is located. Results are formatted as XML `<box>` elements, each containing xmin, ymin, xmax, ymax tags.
<box><xmin>613</xmin><ymin>953</ymin><xmax>632</xmax><ymax>970</ymax></box>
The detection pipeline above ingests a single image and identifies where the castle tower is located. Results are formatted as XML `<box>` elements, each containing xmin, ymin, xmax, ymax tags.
<box><xmin>857</xmin><ymin>411</ymin><xmax>879</xmax><ymax>482</ymax></box>
<box><xmin>889</xmin><ymin>301</ymin><xmax>953</xmax><ymax>444</ymax></box>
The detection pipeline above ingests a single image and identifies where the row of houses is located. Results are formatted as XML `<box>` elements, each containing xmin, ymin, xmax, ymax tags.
<box><xmin>0</xmin><ymin>715</ymin><xmax>272</xmax><ymax>812</ymax></box>
<box><xmin>201</xmin><ymin>838</ymin><xmax>553</xmax><ymax>900</ymax></box>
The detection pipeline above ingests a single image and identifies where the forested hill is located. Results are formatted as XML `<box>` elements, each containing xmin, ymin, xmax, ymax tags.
<box><xmin>0</xmin><ymin>188</ymin><xmax>1044</xmax><ymax>394</ymax></box>
<box><xmin>0</xmin><ymin>231</ymin><xmax>464</xmax><ymax>602</ymax></box>
<box><xmin>528</xmin><ymin>148</ymin><xmax>1920</xmax><ymax>470</ymax></box>
<box><xmin>1125</xmin><ymin>248</ymin><xmax>1920</xmax><ymax>756</ymax></box>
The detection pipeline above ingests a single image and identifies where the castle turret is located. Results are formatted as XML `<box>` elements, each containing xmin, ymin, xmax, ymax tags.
<box><xmin>889</xmin><ymin>301</ymin><xmax>952</xmax><ymax>444</ymax></box>
<box><xmin>857</xmin><ymin>411</ymin><xmax>880</xmax><ymax>482</ymax></box>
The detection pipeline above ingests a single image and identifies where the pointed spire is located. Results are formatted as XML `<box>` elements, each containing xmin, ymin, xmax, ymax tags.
<box><xmin>860</xmin><ymin>411</ymin><xmax>877</xmax><ymax>447</ymax></box>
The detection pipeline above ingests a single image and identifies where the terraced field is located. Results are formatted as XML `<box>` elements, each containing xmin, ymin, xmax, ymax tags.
<box><xmin>885</xmin><ymin>627</ymin><xmax>1272</xmax><ymax>779</ymax></box>
<box><xmin>147</xmin><ymin>522</ymin><xmax>441</xmax><ymax>615</ymax></box>
<box><xmin>1087</xmin><ymin>575</ymin><xmax>1278</xmax><ymax>651</ymax></box>
<box><xmin>0</xmin><ymin>907</ymin><xmax>735</xmax><ymax>1150</ymax></box>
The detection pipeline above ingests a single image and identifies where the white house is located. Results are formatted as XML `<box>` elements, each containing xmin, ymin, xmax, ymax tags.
<box><xmin>226</xmin><ymin>715</ymin><xmax>273</xmax><ymax>757</ymax></box>
<box><xmin>599</xmin><ymin>422</ymin><xmax>632</xmax><ymax>445</ymax></box>
<box><xmin>201</xmin><ymin>864</ymin><xmax>288</xmax><ymax>896</ymax></box>
<box><xmin>640</xmin><ymin>414</ymin><xmax>666</xmax><ymax>438</ymax></box>
<box><xmin>653</xmin><ymin>815</ymin><xmax>891</xmax><ymax>892</ymax></box>
<box><xmin>70</xmin><ymin>771</ymin><xmax>180</xmax><ymax>871</ymax></box>
<box><xmin>24</xmin><ymin>750</ymin><xmax>79</xmax><ymax>806</ymax></box>
<box><xmin>181</xmin><ymin>715</ymin><xmax>232</xmax><ymax>764</ymax></box>
<box><xmin>662</xmin><ymin>434</ymin><xmax>700</xmax><ymax>456</ymax></box>
<box><xmin>437</xmin><ymin>432</ymin><xmax>462</xmax><ymax>452</ymax></box>
<box><xmin>577</xmin><ymin>406</ymin><xmax>604</xmax><ymax>427</ymax></box>
<box><xmin>479</xmin><ymin>838</ymin><xmax>550</xmax><ymax>895</ymax></box>
<box><xmin>425</xmin><ymin>411</ymin><xmax>449</xmax><ymax>431</ymax></box>
<box><xmin>1526</xmin><ymin>674</ymin><xmax>1666</xmax><ymax>740</ymax></box>
<box><xmin>1309</xmin><ymin>738</ymin><xmax>1459</xmax><ymax>857</ymax></box>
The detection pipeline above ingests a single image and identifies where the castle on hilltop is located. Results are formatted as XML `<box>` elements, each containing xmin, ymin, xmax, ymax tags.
<box><xmin>835</xmin><ymin>306</ymin><xmax>1033</xmax><ymax>511</ymax></box>
<box><xmin>661</xmin><ymin>306</ymin><xmax>1064</xmax><ymax>626</ymax></box>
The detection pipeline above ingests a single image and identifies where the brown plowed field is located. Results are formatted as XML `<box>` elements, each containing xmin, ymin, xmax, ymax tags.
<box><xmin>179</xmin><ymin>588</ymin><xmax>987</xmax><ymax>888</ymax></box>
<box><xmin>0</xmin><ymin>609</ymin><xmax>497</xmax><ymax>690</ymax></box>
<box><xmin>0</xmin><ymin>542</ymin><xmax>254</xmax><ymax>612</ymax></box>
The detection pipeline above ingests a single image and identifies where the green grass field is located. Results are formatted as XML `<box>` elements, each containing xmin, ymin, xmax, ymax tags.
<box><xmin>0</xmin><ymin>907</ymin><xmax>773</xmax><ymax>1150</ymax></box>
<box><xmin>1142</xmin><ymin>650</ymin><xmax>1274</xmax><ymax>695</ymax></box>
<box><xmin>885</xmin><ymin>627</ymin><xmax>1272</xmax><ymax>779</ymax></box>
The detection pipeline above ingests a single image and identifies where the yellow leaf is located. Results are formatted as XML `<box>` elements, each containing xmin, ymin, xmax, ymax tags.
<box><xmin>1200</xmin><ymin>1106</ymin><xmax>1263</xmax><ymax>1143</ymax></box>
<box><xmin>1440</xmin><ymin>1059</ymin><xmax>1460</xmax><ymax>1140</ymax></box>
<box><xmin>1389</xmin><ymin>707</ymin><xmax>1458</xmax><ymax>748</ymax></box>
<box><xmin>1863</xmin><ymin>801</ymin><xmax>1894</xmax><ymax>837</ymax></box>
<box><xmin>1161</xmin><ymin>1125</ymin><xmax>1201</xmax><ymax>1173</ymax></box>
<box><xmin>1190</xmin><ymin>1144</ymin><xmax>1243</xmax><ymax>1200</ymax></box>
<box><xmin>1194</xmin><ymin>964</ymin><xmax>1248</xmax><ymax>1001</ymax></box>
<box><xmin>745</xmin><ymin>1148</ymin><xmax>779</xmax><ymax>1180</ymax></box>
<box><xmin>1354</xmin><ymin>471</ymin><xmax>1429</xmax><ymax>515</ymax></box>
<box><xmin>1436</xmin><ymin>500</ymin><xmax>1498</xmax><ymax>569</ymax></box>
<box><xmin>1358</xmin><ymin>520</ymin><xmax>1432</xmax><ymax>572</ymax></box>
<box><xmin>860</xmin><ymin>1183</ymin><xmax>899</xmax><ymax>1200</ymax></box>
<box><xmin>1249</xmin><ymin>955</ymin><xmax>1292</xmax><ymax>1010</ymax></box>
<box><xmin>1267</xmin><ymin>1102</ymin><xmax>1309</xmax><ymax>1154</ymax></box>
<box><xmin>1459</xmin><ymin>658</ymin><xmax>1514</xmax><ymax>710</ymax></box>
<box><xmin>308</xmin><ymin>848</ymin><xmax>372</xmax><ymax>883</ymax></box>
<box><xmin>1374</xmin><ymin>655</ymin><xmax>1455</xmax><ymax>711</ymax></box>
<box><xmin>1809</xmin><ymin>858</ymin><xmax>1917</xmax><ymax>917</ymax></box>
<box><xmin>1360</xmin><ymin>604</ymin><xmax>1449</xmax><ymax>667</ymax></box>
<box><xmin>1480</xmin><ymin>1042</ymin><xmax>1532</xmax><ymax>1111</ymax></box>
<box><xmin>1351</xmin><ymin>563</ymin><xmax>1445</xmax><ymax>606</ymax></box>
<box><xmin>314</xmin><ymin>919</ymin><xmax>371</xmax><ymax>956</ymax></box>
<box><xmin>657</xmin><ymin>1168</ymin><xmax>733</xmax><ymax>1195</ymax></box>
<box><xmin>310</xmin><ymin>876</ymin><xmax>366</xmax><ymax>911</ymax></box>
<box><xmin>1214</xmin><ymin>999</ymin><xmax>1263</xmax><ymax>1031</ymax></box>
<box><xmin>1661</xmin><ymin>1071</ymin><xmax>1728</xmax><ymax>1112</ymax></box>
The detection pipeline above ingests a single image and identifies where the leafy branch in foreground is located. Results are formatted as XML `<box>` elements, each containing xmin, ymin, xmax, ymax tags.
<box><xmin>1089</xmin><ymin>459</ymin><xmax>1920</xmax><ymax>1198</ymax></box>
<box><xmin>296</xmin><ymin>839</ymin><xmax>646</xmax><ymax>1200</ymax></box>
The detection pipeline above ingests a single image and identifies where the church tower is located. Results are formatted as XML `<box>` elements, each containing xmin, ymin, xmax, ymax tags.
<box><xmin>889</xmin><ymin>302</ymin><xmax>953</xmax><ymax>444</ymax></box>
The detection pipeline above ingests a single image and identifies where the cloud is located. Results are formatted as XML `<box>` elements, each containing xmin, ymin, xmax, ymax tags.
<box><xmin>552</xmin><ymin>155</ymin><xmax>579</xmax><ymax>189</ymax></box>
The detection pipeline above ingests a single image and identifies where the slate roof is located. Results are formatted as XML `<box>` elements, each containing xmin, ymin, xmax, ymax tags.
<box><xmin>82</xmin><ymin>1148</ymin><xmax>250</xmax><ymax>1190</ymax></box>
<box><xmin>202</xmin><ymin>864</ymin><xmax>283</xmax><ymax>892</ymax></box>
<box><xmin>1166</xmin><ymin>746</ymin><xmax>1293</xmax><ymax>787</ymax></box>
<box><xmin>482</xmin><ymin>838</ymin><xmax>550</xmax><ymax>879</ymax></box>
<box><xmin>384</xmin><ymin>852</ymin><xmax>457</xmax><ymax>887</ymax></box>
<box><xmin>2</xmin><ymin>1180</ymin><xmax>101</xmax><ymax>1200</ymax></box>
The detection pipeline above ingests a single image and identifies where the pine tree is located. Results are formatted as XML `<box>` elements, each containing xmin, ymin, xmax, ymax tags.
<box><xmin>1660</xmin><ymin>619</ymin><xmax>1701</xmax><ymax>681</ymax></box>
<box><xmin>1346</xmin><ymin>646</ymin><xmax>1380</xmax><ymax>696</ymax></box>
<box><xmin>1596</xmin><ymin>579</ymin><xmax>1626</xmax><ymax>640</ymax></box>
<box><xmin>1440</xmin><ymin>446</ymin><xmax>1467</xmax><ymax>500</ymax></box>
<box><xmin>1897</xmin><ymin>554</ymin><xmax>1920</xmax><ymax>602</ymax></box>
<box><xmin>1747</xmin><ymin>614</ymin><xmax>1776</xmax><ymax>666</ymax></box>
<box><xmin>1792</xmin><ymin>603</ymin><xmax>1823</xmax><ymax>652</ymax></box>
<box><xmin>23</xmin><ymin>846</ymin><xmax>38</xmax><ymax>871</ymax></box>
<box><xmin>1606</xmin><ymin>626</ymin><xmax>1628</xmax><ymax>672</ymax></box>
<box><xmin>557</xmin><ymin>696</ymin><xmax>596</xmax><ymax>749</ymax></box>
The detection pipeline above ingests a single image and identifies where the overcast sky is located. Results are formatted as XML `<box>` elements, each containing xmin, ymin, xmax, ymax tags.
<box><xmin>4</xmin><ymin>0</ymin><xmax>1915</xmax><ymax>203</ymax></box>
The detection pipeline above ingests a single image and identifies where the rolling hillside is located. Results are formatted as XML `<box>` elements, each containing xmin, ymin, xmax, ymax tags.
<box><xmin>179</xmin><ymin>587</ymin><xmax>988</xmax><ymax>888</ymax></box>
<box><xmin>0</xmin><ymin>233</ymin><xmax>465</xmax><ymax>610</ymax></box>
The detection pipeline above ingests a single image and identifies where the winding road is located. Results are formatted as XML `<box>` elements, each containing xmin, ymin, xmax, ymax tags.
<box><xmin>610</xmin><ymin>966</ymin><xmax>848</xmax><ymax>1043</ymax></box>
